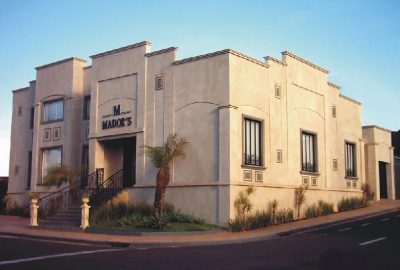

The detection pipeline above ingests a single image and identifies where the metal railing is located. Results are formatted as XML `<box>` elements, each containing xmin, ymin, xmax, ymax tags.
<box><xmin>37</xmin><ymin>180</ymin><xmax>83</xmax><ymax>218</ymax></box>
<box><xmin>87</xmin><ymin>169</ymin><xmax>123</xmax><ymax>209</ymax></box>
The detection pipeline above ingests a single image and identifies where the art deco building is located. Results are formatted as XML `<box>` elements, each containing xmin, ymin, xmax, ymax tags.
<box><xmin>8</xmin><ymin>41</ymin><xmax>395</xmax><ymax>225</ymax></box>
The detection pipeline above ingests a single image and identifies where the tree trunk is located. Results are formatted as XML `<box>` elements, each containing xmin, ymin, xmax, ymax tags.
<box><xmin>154</xmin><ymin>167</ymin><xmax>170</xmax><ymax>215</ymax></box>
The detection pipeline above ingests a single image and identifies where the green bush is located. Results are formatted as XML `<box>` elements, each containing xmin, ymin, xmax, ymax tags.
<box><xmin>165</xmin><ymin>210</ymin><xmax>205</xmax><ymax>225</ymax></box>
<box><xmin>337</xmin><ymin>196</ymin><xmax>367</xmax><ymax>212</ymax></box>
<box><xmin>318</xmin><ymin>200</ymin><xmax>334</xmax><ymax>216</ymax></box>
<box><xmin>305</xmin><ymin>200</ymin><xmax>334</xmax><ymax>219</ymax></box>
<box><xmin>90</xmin><ymin>202</ymin><xmax>153</xmax><ymax>224</ymax></box>
<box><xmin>139</xmin><ymin>214</ymin><xmax>170</xmax><ymax>230</ymax></box>
<box><xmin>275</xmin><ymin>208</ymin><xmax>294</xmax><ymax>224</ymax></box>
<box><xmin>248</xmin><ymin>210</ymin><xmax>272</xmax><ymax>230</ymax></box>
<box><xmin>304</xmin><ymin>204</ymin><xmax>319</xmax><ymax>218</ymax></box>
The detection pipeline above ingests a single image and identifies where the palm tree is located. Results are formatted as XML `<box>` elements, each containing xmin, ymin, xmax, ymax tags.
<box><xmin>144</xmin><ymin>134</ymin><xmax>188</xmax><ymax>215</ymax></box>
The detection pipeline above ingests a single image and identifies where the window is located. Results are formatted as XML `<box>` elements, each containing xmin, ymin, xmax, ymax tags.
<box><xmin>41</xmin><ymin>147</ymin><xmax>62</xmax><ymax>182</ymax></box>
<box><xmin>155</xmin><ymin>75</ymin><xmax>164</xmax><ymax>90</ymax></box>
<box><xmin>345</xmin><ymin>142</ymin><xmax>356</xmax><ymax>177</ymax></box>
<box><xmin>276</xmin><ymin>149</ymin><xmax>282</xmax><ymax>163</ymax></box>
<box><xmin>243</xmin><ymin>118</ymin><xmax>262</xmax><ymax>166</ymax></box>
<box><xmin>301</xmin><ymin>131</ymin><xmax>317</xmax><ymax>172</ymax></box>
<box><xmin>332</xmin><ymin>105</ymin><xmax>336</xmax><ymax>117</ymax></box>
<box><xmin>30</xmin><ymin>107</ymin><xmax>34</xmax><ymax>129</ymax></box>
<box><xmin>275</xmin><ymin>84</ymin><xmax>281</xmax><ymax>99</ymax></box>
<box><xmin>27</xmin><ymin>151</ymin><xmax>32</xmax><ymax>189</ymax></box>
<box><xmin>83</xmin><ymin>96</ymin><xmax>91</xmax><ymax>120</ymax></box>
<box><xmin>17</xmin><ymin>106</ymin><xmax>22</xmax><ymax>116</ymax></box>
<box><xmin>43</xmin><ymin>99</ymin><xmax>64</xmax><ymax>122</ymax></box>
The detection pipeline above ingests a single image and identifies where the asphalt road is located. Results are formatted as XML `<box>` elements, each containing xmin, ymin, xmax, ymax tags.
<box><xmin>0</xmin><ymin>211</ymin><xmax>399</xmax><ymax>270</ymax></box>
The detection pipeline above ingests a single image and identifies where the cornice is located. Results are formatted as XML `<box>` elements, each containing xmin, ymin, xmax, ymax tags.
<box><xmin>145</xmin><ymin>47</ymin><xmax>177</xmax><ymax>57</ymax></box>
<box><xmin>264</xmin><ymin>56</ymin><xmax>287</xmax><ymax>66</ymax></box>
<box><xmin>328</xmin><ymin>81</ymin><xmax>341</xmax><ymax>89</ymax></box>
<box><xmin>90</xmin><ymin>41</ymin><xmax>151</xmax><ymax>59</ymax></box>
<box><xmin>282</xmin><ymin>51</ymin><xmax>329</xmax><ymax>74</ymax></box>
<box><xmin>12</xmin><ymin>86</ymin><xmax>30</xmax><ymax>94</ymax></box>
<box><xmin>174</xmin><ymin>49</ymin><xmax>269</xmax><ymax>68</ymax></box>
<box><xmin>35</xmin><ymin>57</ymin><xmax>86</xmax><ymax>70</ymax></box>
<box><xmin>339</xmin><ymin>94</ymin><xmax>361</xmax><ymax>106</ymax></box>
<box><xmin>362</xmin><ymin>125</ymin><xmax>392</xmax><ymax>133</ymax></box>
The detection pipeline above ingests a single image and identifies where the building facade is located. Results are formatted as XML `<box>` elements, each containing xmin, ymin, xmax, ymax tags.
<box><xmin>7</xmin><ymin>41</ymin><xmax>396</xmax><ymax>225</ymax></box>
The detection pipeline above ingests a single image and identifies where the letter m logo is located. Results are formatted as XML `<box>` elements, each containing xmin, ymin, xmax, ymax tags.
<box><xmin>113</xmin><ymin>105</ymin><xmax>121</xmax><ymax>116</ymax></box>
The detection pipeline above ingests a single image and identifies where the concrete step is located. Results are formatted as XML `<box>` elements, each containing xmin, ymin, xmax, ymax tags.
<box><xmin>37</xmin><ymin>224</ymin><xmax>83</xmax><ymax>232</ymax></box>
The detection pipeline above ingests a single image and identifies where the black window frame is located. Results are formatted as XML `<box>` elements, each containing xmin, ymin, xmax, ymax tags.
<box><xmin>345</xmin><ymin>142</ymin><xmax>357</xmax><ymax>178</ymax></box>
<box><xmin>301</xmin><ymin>131</ymin><xmax>318</xmax><ymax>173</ymax></box>
<box><xmin>243</xmin><ymin>117</ymin><xmax>263</xmax><ymax>166</ymax></box>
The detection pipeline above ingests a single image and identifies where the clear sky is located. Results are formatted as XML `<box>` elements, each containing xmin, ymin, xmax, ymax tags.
<box><xmin>0</xmin><ymin>0</ymin><xmax>399</xmax><ymax>176</ymax></box>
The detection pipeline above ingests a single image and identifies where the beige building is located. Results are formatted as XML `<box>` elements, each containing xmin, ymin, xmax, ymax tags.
<box><xmin>7</xmin><ymin>41</ymin><xmax>396</xmax><ymax>225</ymax></box>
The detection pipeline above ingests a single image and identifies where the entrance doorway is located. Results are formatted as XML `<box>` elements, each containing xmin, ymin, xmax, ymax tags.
<box><xmin>379</xmin><ymin>161</ymin><xmax>388</xmax><ymax>199</ymax></box>
<box><xmin>102</xmin><ymin>137</ymin><xmax>136</xmax><ymax>188</ymax></box>
<box><xmin>122</xmin><ymin>137</ymin><xmax>136</xmax><ymax>187</ymax></box>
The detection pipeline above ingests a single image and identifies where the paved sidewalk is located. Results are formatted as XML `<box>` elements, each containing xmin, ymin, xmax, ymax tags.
<box><xmin>1</xmin><ymin>200</ymin><xmax>399</xmax><ymax>248</ymax></box>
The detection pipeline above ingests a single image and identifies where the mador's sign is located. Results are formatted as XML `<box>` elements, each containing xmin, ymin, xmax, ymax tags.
<box><xmin>102</xmin><ymin>104</ymin><xmax>132</xmax><ymax>130</ymax></box>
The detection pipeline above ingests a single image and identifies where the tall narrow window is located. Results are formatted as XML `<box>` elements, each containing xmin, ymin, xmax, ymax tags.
<box><xmin>41</xmin><ymin>147</ymin><xmax>62</xmax><ymax>182</ymax></box>
<box><xmin>243</xmin><ymin>118</ymin><xmax>262</xmax><ymax>166</ymax></box>
<box><xmin>81</xmin><ymin>145</ymin><xmax>89</xmax><ymax>187</ymax></box>
<box><xmin>301</xmin><ymin>131</ymin><xmax>317</xmax><ymax>172</ymax></box>
<box><xmin>345</xmin><ymin>142</ymin><xmax>356</xmax><ymax>177</ymax></box>
<box><xmin>43</xmin><ymin>99</ymin><xmax>64</xmax><ymax>122</ymax></box>
<box><xmin>83</xmin><ymin>96</ymin><xmax>91</xmax><ymax>120</ymax></box>
<box><xmin>30</xmin><ymin>107</ymin><xmax>34</xmax><ymax>129</ymax></box>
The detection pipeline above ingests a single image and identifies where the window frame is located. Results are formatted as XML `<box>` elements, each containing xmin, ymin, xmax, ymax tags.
<box><xmin>243</xmin><ymin>117</ymin><xmax>263</xmax><ymax>167</ymax></box>
<box><xmin>300</xmin><ymin>130</ymin><xmax>318</xmax><ymax>173</ymax></box>
<box><xmin>344</xmin><ymin>141</ymin><xmax>357</xmax><ymax>178</ymax></box>
<box><xmin>42</xmin><ymin>99</ymin><xmax>64</xmax><ymax>123</ymax></box>
<box><xmin>40</xmin><ymin>146</ymin><xmax>63</xmax><ymax>184</ymax></box>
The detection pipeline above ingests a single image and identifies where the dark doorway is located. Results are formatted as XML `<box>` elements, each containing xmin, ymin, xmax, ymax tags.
<box><xmin>379</xmin><ymin>161</ymin><xmax>388</xmax><ymax>199</ymax></box>
<box><xmin>122</xmin><ymin>137</ymin><xmax>136</xmax><ymax>187</ymax></box>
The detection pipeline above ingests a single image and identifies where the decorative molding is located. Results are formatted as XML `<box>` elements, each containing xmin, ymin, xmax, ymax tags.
<box><xmin>90</xmin><ymin>41</ymin><xmax>151</xmax><ymax>59</ymax></box>
<box><xmin>218</xmin><ymin>104</ymin><xmax>238</xmax><ymax>110</ymax></box>
<box><xmin>36</xmin><ymin>57</ymin><xmax>86</xmax><ymax>70</ymax></box>
<box><xmin>174</xmin><ymin>49</ymin><xmax>269</xmax><ymax>68</ymax></box>
<box><xmin>339</xmin><ymin>94</ymin><xmax>361</xmax><ymax>106</ymax></box>
<box><xmin>282</xmin><ymin>51</ymin><xmax>329</xmax><ymax>74</ymax></box>
<box><xmin>264</xmin><ymin>56</ymin><xmax>287</xmax><ymax>66</ymax></box>
<box><xmin>145</xmin><ymin>47</ymin><xmax>177</xmax><ymax>57</ymax></box>
<box><xmin>52</xmin><ymin>127</ymin><xmax>61</xmax><ymax>141</ymax></box>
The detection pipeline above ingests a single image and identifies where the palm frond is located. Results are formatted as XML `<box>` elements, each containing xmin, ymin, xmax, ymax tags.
<box><xmin>144</xmin><ymin>134</ymin><xmax>188</xmax><ymax>169</ymax></box>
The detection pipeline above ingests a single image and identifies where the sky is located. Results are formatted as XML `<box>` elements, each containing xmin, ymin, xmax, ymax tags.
<box><xmin>0</xmin><ymin>0</ymin><xmax>399</xmax><ymax>176</ymax></box>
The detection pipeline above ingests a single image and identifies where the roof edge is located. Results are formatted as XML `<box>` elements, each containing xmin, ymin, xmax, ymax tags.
<box><xmin>145</xmin><ymin>47</ymin><xmax>178</xmax><ymax>57</ymax></box>
<box><xmin>362</xmin><ymin>125</ymin><xmax>392</xmax><ymax>133</ymax></box>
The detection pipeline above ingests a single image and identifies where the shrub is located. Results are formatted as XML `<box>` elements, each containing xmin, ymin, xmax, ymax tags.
<box><xmin>304</xmin><ymin>200</ymin><xmax>334</xmax><ymax>219</ymax></box>
<box><xmin>90</xmin><ymin>201</ymin><xmax>154</xmax><ymax>224</ymax></box>
<box><xmin>270</xmin><ymin>199</ymin><xmax>279</xmax><ymax>224</ymax></box>
<box><xmin>304</xmin><ymin>204</ymin><xmax>319</xmax><ymax>219</ymax></box>
<box><xmin>275</xmin><ymin>208</ymin><xmax>294</xmax><ymax>224</ymax></box>
<box><xmin>229</xmin><ymin>186</ymin><xmax>256</xmax><ymax>232</ymax></box>
<box><xmin>362</xmin><ymin>183</ymin><xmax>375</xmax><ymax>201</ymax></box>
<box><xmin>295</xmin><ymin>185</ymin><xmax>308</xmax><ymax>219</ymax></box>
<box><xmin>248</xmin><ymin>210</ymin><xmax>272</xmax><ymax>230</ymax></box>
<box><xmin>165</xmin><ymin>210</ymin><xmax>205</xmax><ymax>225</ymax></box>
<box><xmin>139</xmin><ymin>214</ymin><xmax>170</xmax><ymax>230</ymax></box>
<box><xmin>337</xmin><ymin>196</ymin><xmax>367</xmax><ymax>212</ymax></box>
<box><xmin>318</xmin><ymin>200</ymin><xmax>334</xmax><ymax>216</ymax></box>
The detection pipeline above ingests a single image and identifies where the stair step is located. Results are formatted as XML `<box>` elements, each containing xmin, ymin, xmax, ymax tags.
<box><xmin>37</xmin><ymin>225</ymin><xmax>82</xmax><ymax>232</ymax></box>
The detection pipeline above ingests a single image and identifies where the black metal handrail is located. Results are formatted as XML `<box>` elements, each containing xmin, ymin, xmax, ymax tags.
<box><xmin>88</xmin><ymin>169</ymin><xmax>123</xmax><ymax>208</ymax></box>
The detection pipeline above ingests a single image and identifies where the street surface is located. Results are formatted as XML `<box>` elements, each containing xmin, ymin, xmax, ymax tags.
<box><xmin>0</xmin><ymin>211</ymin><xmax>399</xmax><ymax>270</ymax></box>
